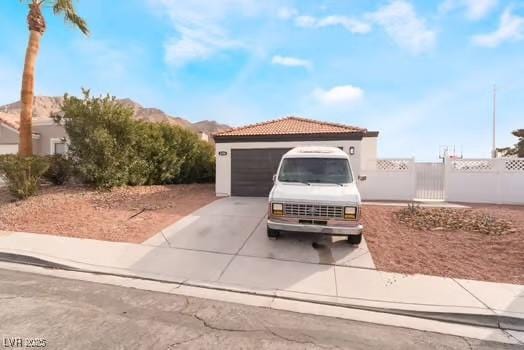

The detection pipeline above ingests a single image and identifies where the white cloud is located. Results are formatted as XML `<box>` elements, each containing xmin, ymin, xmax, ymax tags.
<box><xmin>317</xmin><ymin>16</ymin><xmax>372</xmax><ymax>34</ymax></box>
<box><xmin>294</xmin><ymin>15</ymin><xmax>318</xmax><ymax>28</ymax></box>
<box><xmin>472</xmin><ymin>8</ymin><xmax>524</xmax><ymax>47</ymax></box>
<box><xmin>313</xmin><ymin>85</ymin><xmax>364</xmax><ymax>105</ymax></box>
<box><xmin>164</xmin><ymin>26</ymin><xmax>242</xmax><ymax>67</ymax></box>
<box><xmin>277</xmin><ymin>7</ymin><xmax>297</xmax><ymax>20</ymax></box>
<box><xmin>440</xmin><ymin>0</ymin><xmax>498</xmax><ymax>20</ymax></box>
<box><xmin>271</xmin><ymin>55</ymin><xmax>312</xmax><ymax>70</ymax></box>
<box><xmin>149</xmin><ymin>0</ymin><xmax>272</xmax><ymax>67</ymax></box>
<box><xmin>294</xmin><ymin>14</ymin><xmax>371</xmax><ymax>34</ymax></box>
<box><xmin>369</xmin><ymin>0</ymin><xmax>436</xmax><ymax>54</ymax></box>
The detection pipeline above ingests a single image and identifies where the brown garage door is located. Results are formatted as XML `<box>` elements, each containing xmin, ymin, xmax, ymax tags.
<box><xmin>231</xmin><ymin>148</ymin><xmax>291</xmax><ymax>197</ymax></box>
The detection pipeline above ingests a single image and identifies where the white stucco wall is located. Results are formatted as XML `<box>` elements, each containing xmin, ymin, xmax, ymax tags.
<box><xmin>359</xmin><ymin>136</ymin><xmax>378</xmax><ymax>170</ymax></box>
<box><xmin>0</xmin><ymin>144</ymin><xmax>18</xmax><ymax>155</ymax></box>
<box><xmin>215</xmin><ymin>139</ymin><xmax>376</xmax><ymax>196</ymax></box>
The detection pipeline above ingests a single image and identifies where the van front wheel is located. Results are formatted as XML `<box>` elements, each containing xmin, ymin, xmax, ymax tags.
<box><xmin>348</xmin><ymin>233</ymin><xmax>362</xmax><ymax>245</ymax></box>
<box><xmin>267</xmin><ymin>227</ymin><xmax>280</xmax><ymax>239</ymax></box>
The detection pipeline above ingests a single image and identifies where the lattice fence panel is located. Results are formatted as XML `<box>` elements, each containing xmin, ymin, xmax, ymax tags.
<box><xmin>376</xmin><ymin>159</ymin><xmax>410</xmax><ymax>171</ymax></box>
<box><xmin>504</xmin><ymin>159</ymin><xmax>524</xmax><ymax>172</ymax></box>
<box><xmin>451</xmin><ymin>159</ymin><xmax>494</xmax><ymax>172</ymax></box>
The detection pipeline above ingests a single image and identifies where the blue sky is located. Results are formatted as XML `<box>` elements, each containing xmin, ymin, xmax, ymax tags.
<box><xmin>1</xmin><ymin>0</ymin><xmax>523</xmax><ymax>160</ymax></box>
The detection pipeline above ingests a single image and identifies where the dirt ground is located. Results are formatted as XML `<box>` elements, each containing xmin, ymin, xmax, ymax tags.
<box><xmin>362</xmin><ymin>204</ymin><xmax>524</xmax><ymax>285</ymax></box>
<box><xmin>0</xmin><ymin>184</ymin><xmax>217</xmax><ymax>243</ymax></box>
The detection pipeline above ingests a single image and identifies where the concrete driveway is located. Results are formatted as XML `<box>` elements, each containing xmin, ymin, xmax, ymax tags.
<box><xmin>145</xmin><ymin>196</ymin><xmax>375</xmax><ymax>269</ymax></box>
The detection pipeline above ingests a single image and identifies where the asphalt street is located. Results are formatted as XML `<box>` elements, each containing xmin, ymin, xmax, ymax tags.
<box><xmin>0</xmin><ymin>268</ymin><xmax>521</xmax><ymax>350</ymax></box>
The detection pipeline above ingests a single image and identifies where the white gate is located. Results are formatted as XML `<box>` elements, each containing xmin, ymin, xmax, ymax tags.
<box><xmin>415</xmin><ymin>162</ymin><xmax>445</xmax><ymax>201</ymax></box>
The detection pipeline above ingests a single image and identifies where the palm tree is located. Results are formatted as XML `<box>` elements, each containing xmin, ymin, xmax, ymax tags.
<box><xmin>18</xmin><ymin>0</ymin><xmax>88</xmax><ymax>156</ymax></box>
<box><xmin>497</xmin><ymin>129</ymin><xmax>524</xmax><ymax>158</ymax></box>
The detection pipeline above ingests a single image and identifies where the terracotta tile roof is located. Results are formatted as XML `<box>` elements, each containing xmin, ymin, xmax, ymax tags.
<box><xmin>0</xmin><ymin>114</ymin><xmax>43</xmax><ymax>137</ymax></box>
<box><xmin>213</xmin><ymin>116</ymin><xmax>366</xmax><ymax>137</ymax></box>
<box><xmin>0</xmin><ymin>113</ymin><xmax>20</xmax><ymax>130</ymax></box>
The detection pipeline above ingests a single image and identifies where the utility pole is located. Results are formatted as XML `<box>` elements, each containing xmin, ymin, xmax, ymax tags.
<box><xmin>491</xmin><ymin>85</ymin><xmax>497</xmax><ymax>158</ymax></box>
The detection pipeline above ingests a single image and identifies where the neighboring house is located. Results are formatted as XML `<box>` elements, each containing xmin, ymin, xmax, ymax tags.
<box><xmin>198</xmin><ymin>131</ymin><xmax>209</xmax><ymax>142</ymax></box>
<box><xmin>0</xmin><ymin>114</ymin><xmax>67</xmax><ymax>155</ymax></box>
<box><xmin>213</xmin><ymin>116</ymin><xmax>379</xmax><ymax>197</ymax></box>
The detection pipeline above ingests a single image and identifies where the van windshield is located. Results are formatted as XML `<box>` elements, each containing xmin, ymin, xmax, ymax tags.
<box><xmin>278</xmin><ymin>157</ymin><xmax>353</xmax><ymax>184</ymax></box>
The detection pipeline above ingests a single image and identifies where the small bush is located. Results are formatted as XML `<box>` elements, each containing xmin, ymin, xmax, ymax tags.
<box><xmin>43</xmin><ymin>155</ymin><xmax>73</xmax><ymax>185</ymax></box>
<box><xmin>0</xmin><ymin>155</ymin><xmax>50</xmax><ymax>199</ymax></box>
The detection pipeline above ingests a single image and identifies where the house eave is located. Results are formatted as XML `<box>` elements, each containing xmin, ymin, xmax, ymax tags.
<box><xmin>363</xmin><ymin>131</ymin><xmax>379</xmax><ymax>137</ymax></box>
<box><xmin>214</xmin><ymin>132</ymin><xmax>366</xmax><ymax>143</ymax></box>
<box><xmin>0</xmin><ymin>121</ymin><xmax>41</xmax><ymax>140</ymax></box>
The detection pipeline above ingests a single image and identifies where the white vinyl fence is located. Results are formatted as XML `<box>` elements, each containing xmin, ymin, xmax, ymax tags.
<box><xmin>359</xmin><ymin>157</ymin><xmax>524</xmax><ymax>205</ymax></box>
<box><xmin>445</xmin><ymin>158</ymin><xmax>524</xmax><ymax>205</ymax></box>
<box><xmin>358</xmin><ymin>159</ymin><xmax>416</xmax><ymax>201</ymax></box>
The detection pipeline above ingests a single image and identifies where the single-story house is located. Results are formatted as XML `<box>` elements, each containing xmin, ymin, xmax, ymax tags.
<box><xmin>213</xmin><ymin>116</ymin><xmax>379</xmax><ymax>197</ymax></box>
<box><xmin>0</xmin><ymin>113</ymin><xmax>67</xmax><ymax>155</ymax></box>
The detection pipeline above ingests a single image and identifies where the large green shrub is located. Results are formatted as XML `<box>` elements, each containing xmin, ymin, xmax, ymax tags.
<box><xmin>43</xmin><ymin>154</ymin><xmax>73</xmax><ymax>185</ymax></box>
<box><xmin>57</xmin><ymin>90</ymin><xmax>147</xmax><ymax>189</ymax></box>
<box><xmin>57</xmin><ymin>90</ymin><xmax>215</xmax><ymax>189</ymax></box>
<box><xmin>0</xmin><ymin>155</ymin><xmax>50</xmax><ymax>199</ymax></box>
<box><xmin>135</xmin><ymin>122</ymin><xmax>184</xmax><ymax>185</ymax></box>
<box><xmin>182</xmin><ymin>139</ymin><xmax>215</xmax><ymax>183</ymax></box>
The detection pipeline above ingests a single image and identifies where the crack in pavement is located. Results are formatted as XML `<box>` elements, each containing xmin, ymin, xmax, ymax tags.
<box><xmin>160</xmin><ymin>231</ymin><xmax>172</xmax><ymax>248</ymax></box>
<box><xmin>177</xmin><ymin>296</ymin><xmax>331</xmax><ymax>347</ymax></box>
<box><xmin>461</xmin><ymin>336</ymin><xmax>473</xmax><ymax>350</ymax></box>
<box><xmin>190</xmin><ymin>313</ymin><xmax>263</xmax><ymax>333</ymax></box>
<box><xmin>265</xmin><ymin>327</ymin><xmax>338</xmax><ymax>349</ymax></box>
<box><xmin>167</xmin><ymin>333</ymin><xmax>205</xmax><ymax>348</ymax></box>
<box><xmin>189</xmin><ymin>313</ymin><xmax>335</xmax><ymax>348</ymax></box>
<box><xmin>501</xmin><ymin>329</ymin><xmax>524</xmax><ymax>346</ymax></box>
<box><xmin>177</xmin><ymin>297</ymin><xmax>335</xmax><ymax>349</ymax></box>
<box><xmin>178</xmin><ymin>295</ymin><xmax>191</xmax><ymax>314</ymax></box>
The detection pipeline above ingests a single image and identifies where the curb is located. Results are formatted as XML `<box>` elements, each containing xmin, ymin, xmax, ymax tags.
<box><xmin>0</xmin><ymin>251</ymin><xmax>523</xmax><ymax>333</ymax></box>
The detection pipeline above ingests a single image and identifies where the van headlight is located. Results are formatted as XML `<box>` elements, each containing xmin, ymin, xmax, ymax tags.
<box><xmin>344</xmin><ymin>206</ymin><xmax>357</xmax><ymax>220</ymax></box>
<box><xmin>271</xmin><ymin>203</ymin><xmax>284</xmax><ymax>216</ymax></box>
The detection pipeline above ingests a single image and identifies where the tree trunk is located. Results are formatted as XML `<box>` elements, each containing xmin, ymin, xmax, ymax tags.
<box><xmin>19</xmin><ymin>2</ymin><xmax>46</xmax><ymax>157</ymax></box>
<box><xmin>19</xmin><ymin>30</ymin><xmax>42</xmax><ymax>157</ymax></box>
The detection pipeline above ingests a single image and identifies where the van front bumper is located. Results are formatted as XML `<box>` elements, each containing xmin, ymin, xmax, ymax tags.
<box><xmin>267</xmin><ymin>219</ymin><xmax>363</xmax><ymax>236</ymax></box>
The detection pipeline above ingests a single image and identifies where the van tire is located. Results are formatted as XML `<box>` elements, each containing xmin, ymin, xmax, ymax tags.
<box><xmin>348</xmin><ymin>233</ymin><xmax>362</xmax><ymax>245</ymax></box>
<box><xmin>267</xmin><ymin>227</ymin><xmax>280</xmax><ymax>239</ymax></box>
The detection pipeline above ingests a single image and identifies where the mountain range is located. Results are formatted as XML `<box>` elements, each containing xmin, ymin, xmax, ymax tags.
<box><xmin>0</xmin><ymin>96</ymin><xmax>231</xmax><ymax>135</ymax></box>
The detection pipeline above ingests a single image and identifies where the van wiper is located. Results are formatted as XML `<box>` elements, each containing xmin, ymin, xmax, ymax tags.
<box><xmin>282</xmin><ymin>180</ymin><xmax>310</xmax><ymax>185</ymax></box>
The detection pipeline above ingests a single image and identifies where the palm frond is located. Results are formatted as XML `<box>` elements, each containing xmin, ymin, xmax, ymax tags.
<box><xmin>52</xmin><ymin>0</ymin><xmax>89</xmax><ymax>35</ymax></box>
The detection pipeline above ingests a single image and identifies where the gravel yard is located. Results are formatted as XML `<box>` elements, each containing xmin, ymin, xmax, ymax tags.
<box><xmin>0</xmin><ymin>184</ymin><xmax>216</xmax><ymax>243</ymax></box>
<box><xmin>362</xmin><ymin>204</ymin><xmax>524</xmax><ymax>285</ymax></box>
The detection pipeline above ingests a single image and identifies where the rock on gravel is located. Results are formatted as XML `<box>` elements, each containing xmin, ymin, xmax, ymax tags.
<box><xmin>395</xmin><ymin>206</ymin><xmax>515</xmax><ymax>235</ymax></box>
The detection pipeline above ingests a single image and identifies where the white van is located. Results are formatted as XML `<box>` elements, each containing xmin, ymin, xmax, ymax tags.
<box><xmin>267</xmin><ymin>146</ymin><xmax>364</xmax><ymax>245</ymax></box>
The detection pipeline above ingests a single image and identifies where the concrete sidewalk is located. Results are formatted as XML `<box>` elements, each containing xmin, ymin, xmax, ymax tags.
<box><xmin>0</xmin><ymin>229</ymin><xmax>522</xmax><ymax>326</ymax></box>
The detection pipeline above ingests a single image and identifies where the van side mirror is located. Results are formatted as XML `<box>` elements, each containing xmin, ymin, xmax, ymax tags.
<box><xmin>358</xmin><ymin>175</ymin><xmax>367</xmax><ymax>181</ymax></box>
<box><xmin>272</xmin><ymin>174</ymin><xmax>277</xmax><ymax>182</ymax></box>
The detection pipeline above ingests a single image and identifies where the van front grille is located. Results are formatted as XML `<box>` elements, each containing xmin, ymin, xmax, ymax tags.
<box><xmin>283</xmin><ymin>203</ymin><xmax>344</xmax><ymax>219</ymax></box>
